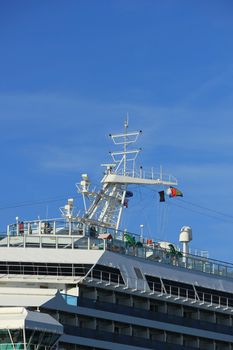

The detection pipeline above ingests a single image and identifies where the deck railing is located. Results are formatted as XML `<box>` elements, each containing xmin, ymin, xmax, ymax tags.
<box><xmin>1</xmin><ymin>220</ymin><xmax>233</xmax><ymax>281</ymax></box>
<box><xmin>65</xmin><ymin>268</ymin><xmax>233</xmax><ymax>311</ymax></box>
<box><xmin>6</xmin><ymin>219</ymin><xmax>140</xmax><ymax>241</ymax></box>
<box><xmin>0</xmin><ymin>258</ymin><xmax>231</xmax><ymax>312</ymax></box>
<box><xmin>115</xmin><ymin>167</ymin><xmax>177</xmax><ymax>184</ymax></box>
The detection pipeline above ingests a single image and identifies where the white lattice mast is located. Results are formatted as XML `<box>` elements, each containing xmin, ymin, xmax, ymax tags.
<box><xmin>105</xmin><ymin>117</ymin><xmax>142</xmax><ymax>228</ymax></box>
<box><xmin>109</xmin><ymin>117</ymin><xmax>142</xmax><ymax>178</ymax></box>
<box><xmin>77</xmin><ymin>119</ymin><xmax>178</xmax><ymax>230</ymax></box>
<box><xmin>123</xmin><ymin>117</ymin><xmax>128</xmax><ymax>175</ymax></box>
<box><xmin>75</xmin><ymin>119</ymin><xmax>142</xmax><ymax>229</ymax></box>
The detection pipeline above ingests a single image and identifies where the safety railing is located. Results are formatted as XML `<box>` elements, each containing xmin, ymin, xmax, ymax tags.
<box><xmin>115</xmin><ymin>167</ymin><xmax>177</xmax><ymax>184</ymax></box>
<box><xmin>83</xmin><ymin>269</ymin><xmax>233</xmax><ymax>310</ymax></box>
<box><xmin>2</xmin><ymin>222</ymin><xmax>233</xmax><ymax>281</ymax></box>
<box><xmin>0</xmin><ymin>258</ymin><xmax>233</xmax><ymax>311</ymax></box>
<box><xmin>106</xmin><ymin>239</ymin><xmax>233</xmax><ymax>280</ymax></box>
<box><xmin>0</xmin><ymin>235</ymin><xmax>107</xmax><ymax>250</ymax></box>
<box><xmin>7</xmin><ymin>219</ymin><xmax>85</xmax><ymax>237</ymax></box>
<box><xmin>6</xmin><ymin>219</ymin><xmax>141</xmax><ymax>242</ymax></box>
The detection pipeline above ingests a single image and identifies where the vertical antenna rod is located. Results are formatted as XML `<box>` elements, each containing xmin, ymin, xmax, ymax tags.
<box><xmin>123</xmin><ymin>115</ymin><xmax>129</xmax><ymax>175</ymax></box>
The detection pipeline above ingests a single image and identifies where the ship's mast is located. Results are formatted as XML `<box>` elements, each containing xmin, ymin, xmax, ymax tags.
<box><xmin>106</xmin><ymin>117</ymin><xmax>142</xmax><ymax>229</ymax></box>
<box><xmin>123</xmin><ymin>117</ymin><xmax>128</xmax><ymax>176</ymax></box>
<box><xmin>77</xmin><ymin>120</ymin><xmax>178</xmax><ymax>230</ymax></box>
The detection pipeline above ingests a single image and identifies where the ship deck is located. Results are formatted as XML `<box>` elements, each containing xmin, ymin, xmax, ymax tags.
<box><xmin>0</xmin><ymin>218</ymin><xmax>233</xmax><ymax>282</ymax></box>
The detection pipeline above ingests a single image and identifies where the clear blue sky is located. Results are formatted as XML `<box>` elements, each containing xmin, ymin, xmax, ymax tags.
<box><xmin>1</xmin><ymin>1</ymin><xmax>233</xmax><ymax>261</ymax></box>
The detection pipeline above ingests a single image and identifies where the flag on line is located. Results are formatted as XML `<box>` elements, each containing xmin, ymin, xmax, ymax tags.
<box><xmin>167</xmin><ymin>187</ymin><xmax>183</xmax><ymax>198</ymax></box>
<box><xmin>159</xmin><ymin>191</ymin><xmax>165</xmax><ymax>202</ymax></box>
<box><xmin>158</xmin><ymin>187</ymin><xmax>183</xmax><ymax>202</ymax></box>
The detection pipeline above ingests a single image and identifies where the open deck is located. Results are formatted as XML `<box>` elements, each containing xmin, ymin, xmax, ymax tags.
<box><xmin>0</xmin><ymin>219</ymin><xmax>233</xmax><ymax>281</ymax></box>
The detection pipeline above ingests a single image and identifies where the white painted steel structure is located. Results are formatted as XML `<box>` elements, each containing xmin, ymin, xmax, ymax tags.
<box><xmin>1</xmin><ymin>122</ymin><xmax>233</xmax><ymax>350</ymax></box>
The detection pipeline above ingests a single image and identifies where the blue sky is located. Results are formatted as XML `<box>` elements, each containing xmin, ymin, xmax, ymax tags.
<box><xmin>1</xmin><ymin>1</ymin><xmax>233</xmax><ymax>261</ymax></box>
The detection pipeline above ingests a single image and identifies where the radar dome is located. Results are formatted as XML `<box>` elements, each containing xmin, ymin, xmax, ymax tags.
<box><xmin>179</xmin><ymin>226</ymin><xmax>192</xmax><ymax>243</ymax></box>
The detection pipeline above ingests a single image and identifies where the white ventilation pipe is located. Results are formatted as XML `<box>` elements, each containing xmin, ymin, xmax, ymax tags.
<box><xmin>179</xmin><ymin>226</ymin><xmax>192</xmax><ymax>264</ymax></box>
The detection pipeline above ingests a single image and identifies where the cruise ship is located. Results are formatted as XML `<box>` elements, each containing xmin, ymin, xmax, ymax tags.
<box><xmin>1</xmin><ymin>121</ymin><xmax>233</xmax><ymax>350</ymax></box>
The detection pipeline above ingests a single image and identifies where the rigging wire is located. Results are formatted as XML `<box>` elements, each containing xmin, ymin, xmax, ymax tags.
<box><xmin>0</xmin><ymin>178</ymin><xmax>104</xmax><ymax>212</ymax></box>
<box><xmin>166</xmin><ymin>200</ymin><xmax>233</xmax><ymax>224</ymax></box>
<box><xmin>161</xmin><ymin>202</ymin><xmax>169</xmax><ymax>240</ymax></box>
<box><xmin>137</xmin><ymin>185</ymin><xmax>233</xmax><ymax>224</ymax></box>
<box><xmin>126</xmin><ymin>184</ymin><xmax>163</xmax><ymax>239</ymax></box>
<box><xmin>136</xmin><ymin>185</ymin><xmax>152</xmax><ymax>237</ymax></box>
<box><xmin>176</xmin><ymin>197</ymin><xmax>233</xmax><ymax>221</ymax></box>
<box><xmin>1</xmin><ymin>181</ymin><xmax>233</xmax><ymax>227</ymax></box>
<box><xmin>0</xmin><ymin>196</ymin><xmax>74</xmax><ymax>211</ymax></box>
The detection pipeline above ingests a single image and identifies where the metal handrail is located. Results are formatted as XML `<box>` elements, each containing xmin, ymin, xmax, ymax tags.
<box><xmin>1</xmin><ymin>231</ymin><xmax>233</xmax><ymax>280</ymax></box>
<box><xmin>6</xmin><ymin>220</ymin><xmax>142</xmax><ymax>241</ymax></box>
<box><xmin>114</xmin><ymin>168</ymin><xmax>177</xmax><ymax>184</ymax></box>
<box><xmin>1</xmin><ymin>219</ymin><xmax>233</xmax><ymax>281</ymax></box>
<box><xmin>82</xmin><ymin>269</ymin><xmax>233</xmax><ymax>310</ymax></box>
<box><xmin>0</xmin><ymin>259</ymin><xmax>232</xmax><ymax>311</ymax></box>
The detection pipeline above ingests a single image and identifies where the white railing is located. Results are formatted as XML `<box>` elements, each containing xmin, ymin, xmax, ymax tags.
<box><xmin>115</xmin><ymin>167</ymin><xmax>177</xmax><ymax>184</ymax></box>
<box><xmin>7</xmin><ymin>219</ymin><xmax>85</xmax><ymax>237</ymax></box>
<box><xmin>2</xmin><ymin>221</ymin><xmax>233</xmax><ymax>281</ymax></box>
<box><xmin>84</xmin><ymin>269</ymin><xmax>233</xmax><ymax>312</ymax></box>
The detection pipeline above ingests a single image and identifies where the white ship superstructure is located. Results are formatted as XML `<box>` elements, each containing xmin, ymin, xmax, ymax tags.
<box><xmin>1</xmin><ymin>122</ymin><xmax>233</xmax><ymax>350</ymax></box>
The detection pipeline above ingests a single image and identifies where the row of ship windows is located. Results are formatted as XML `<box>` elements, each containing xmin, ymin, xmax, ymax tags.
<box><xmin>2</xmin><ymin>259</ymin><xmax>232</xmax><ymax>308</ymax></box>
<box><xmin>79</xmin><ymin>285</ymin><xmax>233</xmax><ymax>326</ymax></box>
<box><xmin>0</xmin><ymin>262</ymin><xmax>93</xmax><ymax>276</ymax></box>
<box><xmin>46</xmin><ymin>310</ymin><xmax>231</xmax><ymax>350</ymax></box>
<box><xmin>0</xmin><ymin>262</ymin><xmax>124</xmax><ymax>283</ymax></box>
<box><xmin>59</xmin><ymin>341</ymin><xmax>231</xmax><ymax>350</ymax></box>
<box><xmin>145</xmin><ymin>274</ymin><xmax>233</xmax><ymax>307</ymax></box>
